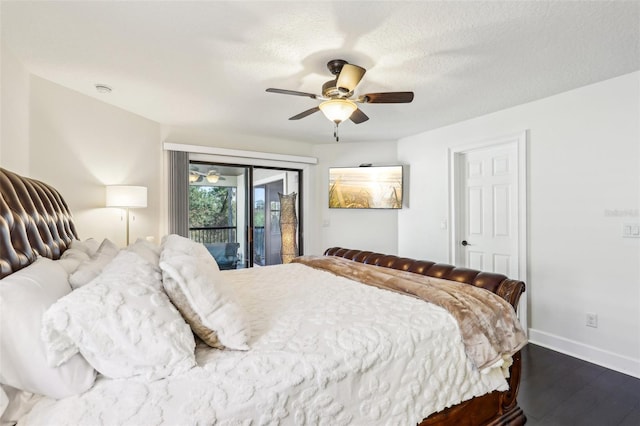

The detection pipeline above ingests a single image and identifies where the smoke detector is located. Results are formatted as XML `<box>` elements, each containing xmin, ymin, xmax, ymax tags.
<box><xmin>95</xmin><ymin>84</ymin><xmax>112</xmax><ymax>94</ymax></box>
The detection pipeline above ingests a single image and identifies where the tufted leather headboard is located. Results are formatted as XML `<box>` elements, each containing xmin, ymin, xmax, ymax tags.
<box><xmin>323</xmin><ymin>247</ymin><xmax>525</xmax><ymax>311</ymax></box>
<box><xmin>0</xmin><ymin>168</ymin><xmax>78</xmax><ymax>279</ymax></box>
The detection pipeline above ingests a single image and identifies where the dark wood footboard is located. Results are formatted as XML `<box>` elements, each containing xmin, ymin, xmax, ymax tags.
<box><xmin>323</xmin><ymin>247</ymin><xmax>527</xmax><ymax>426</ymax></box>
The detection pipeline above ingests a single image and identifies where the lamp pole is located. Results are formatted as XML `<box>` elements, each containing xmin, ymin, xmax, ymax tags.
<box><xmin>125</xmin><ymin>207</ymin><xmax>131</xmax><ymax>246</ymax></box>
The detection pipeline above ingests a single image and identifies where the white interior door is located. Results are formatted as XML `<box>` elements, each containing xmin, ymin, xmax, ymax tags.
<box><xmin>459</xmin><ymin>144</ymin><xmax>518</xmax><ymax>275</ymax></box>
<box><xmin>450</xmin><ymin>132</ymin><xmax>528</xmax><ymax>331</ymax></box>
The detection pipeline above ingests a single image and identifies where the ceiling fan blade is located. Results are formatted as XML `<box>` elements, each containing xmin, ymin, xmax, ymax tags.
<box><xmin>266</xmin><ymin>88</ymin><xmax>317</xmax><ymax>99</ymax></box>
<box><xmin>337</xmin><ymin>63</ymin><xmax>366</xmax><ymax>93</ymax></box>
<box><xmin>360</xmin><ymin>92</ymin><xmax>414</xmax><ymax>103</ymax></box>
<box><xmin>289</xmin><ymin>106</ymin><xmax>320</xmax><ymax>120</ymax></box>
<box><xmin>349</xmin><ymin>108</ymin><xmax>369</xmax><ymax>124</ymax></box>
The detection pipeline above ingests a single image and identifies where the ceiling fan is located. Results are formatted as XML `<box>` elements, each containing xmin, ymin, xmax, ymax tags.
<box><xmin>189</xmin><ymin>167</ymin><xmax>226</xmax><ymax>184</ymax></box>
<box><xmin>266</xmin><ymin>59</ymin><xmax>414</xmax><ymax>141</ymax></box>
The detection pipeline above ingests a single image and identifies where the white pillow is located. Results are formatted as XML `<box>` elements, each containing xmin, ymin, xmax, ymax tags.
<box><xmin>0</xmin><ymin>384</ymin><xmax>41</xmax><ymax>425</ymax></box>
<box><xmin>160</xmin><ymin>233</ymin><xmax>219</xmax><ymax>268</ymax></box>
<box><xmin>42</xmin><ymin>250</ymin><xmax>196</xmax><ymax>381</ymax></box>
<box><xmin>0</xmin><ymin>258</ymin><xmax>96</xmax><ymax>398</ymax></box>
<box><xmin>58</xmin><ymin>248</ymin><xmax>91</xmax><ymax>275</ymax></box>
<box><xmin>60</xmin><ymin>248</ymin><xmax>91</xmax><ymax>262</ymax></box>
<box><xmin>68</xmin><ymin>238</ymin><xmax>119</xmax><ymax>289</ymax></box>
<box><xmin>125</xmin><ymin>238</ymin><xmax>160</xmax><ymax>266</ymax></box>
<box><xmin>0</xmin><ymin>386</ymin><xmax>6</xmax><ymax>419</ymax></box>
<box><xmin>70</xmin><ymin>238</ymin><xmax>101</xmax><ymax>257</ymax></box>
<box><xmin>159</xmin><ymin>234</ymin><xmax>250</xmax><ymax>350</ymax></box>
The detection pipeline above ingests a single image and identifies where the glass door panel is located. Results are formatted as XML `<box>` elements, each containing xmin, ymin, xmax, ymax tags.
<box><xmin>252</xmin><ymin>168</ymin><xmax>300</xmax><ymax>267</ymax></box>
<box><xmin>253</xmin><ymin>180</ymin><xmax>283</xmax><ymax>266</ymax></box>
<box><xmin>188</xmin><ymin>161</ymin><xmax>250</xmax><ymax>269</ymax></box>
<box><xmin>252</xmin><ymin>186</ymin><xmax>265</xmax><ymax>265</ymax></box>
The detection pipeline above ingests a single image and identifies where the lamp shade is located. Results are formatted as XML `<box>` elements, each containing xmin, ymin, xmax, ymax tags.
<box><xmin>106</xmin><ymin>185</ymin><xmax>147</xmax><ymax>208</ymax></box>
<box><xmin>319</xmin><ymin>99</ymin><xmax>357</xmax><ymax>123</ymax></box>
<box><xmin>336</xmin><ymin>63</ymin><xmax>366</xmax><ymax>93</ymax></box>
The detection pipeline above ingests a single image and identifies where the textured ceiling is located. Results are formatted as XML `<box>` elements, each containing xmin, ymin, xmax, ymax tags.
<box><xmin>2</xmin><ymin>1</ymin><xmax>639</xmax><ymax>145</ymax></box>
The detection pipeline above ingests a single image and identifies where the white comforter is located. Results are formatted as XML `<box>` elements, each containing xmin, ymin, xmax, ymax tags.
<box><xmin>21</xmin><ymin>263</ymin><xmax>510</xmax><ymax>425</ymax></box>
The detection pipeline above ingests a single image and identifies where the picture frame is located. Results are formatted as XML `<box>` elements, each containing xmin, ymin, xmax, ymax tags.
<box><xmin>329</xmin><ymin>165</ymin><xmax>403</xmax><ymax>209</ymax></box>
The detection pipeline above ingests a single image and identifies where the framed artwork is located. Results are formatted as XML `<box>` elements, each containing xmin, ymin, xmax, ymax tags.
<box><xmin>329</xmin><ymin>165</ymin><xmax>403</xmax><ymax>209</ymax></box>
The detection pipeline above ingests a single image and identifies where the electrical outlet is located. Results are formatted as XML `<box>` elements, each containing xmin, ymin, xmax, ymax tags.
<box><xmin>623</xmin><ymin>223</ymin><xmax>640</xmax><ymax>238</ymax></box>
<box><xmin>586</xmin><ymin>313</ymin><xmax>598</xmax><ymax>328</ymax></box>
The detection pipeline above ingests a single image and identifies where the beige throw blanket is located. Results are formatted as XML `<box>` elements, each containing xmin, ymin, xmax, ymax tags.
<box><xmin>292</xmin><ymin>255</ymin><xmax>527</xmax><ymax>370</ymax></box>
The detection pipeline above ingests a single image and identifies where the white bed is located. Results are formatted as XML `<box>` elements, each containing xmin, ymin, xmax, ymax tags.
<box><xmin>17</xmin><ymin>260</ymin><xmax>513</xmax><ymax>425</ymax></box>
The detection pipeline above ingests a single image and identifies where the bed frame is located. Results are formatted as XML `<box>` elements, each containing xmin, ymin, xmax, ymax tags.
<box><xmin>0</xmin><ymin>167</ymin><xmax>526</xmax><ymax>425</ymax></box>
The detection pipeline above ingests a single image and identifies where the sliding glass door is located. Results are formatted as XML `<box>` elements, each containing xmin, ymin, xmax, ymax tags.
<box><xmin>187</xmin><ymin>163</ymin><xmax>249</xmax><ymax>269</ymax></box>
<box><xmin>187</xmin><ymin>161</ymin><xmax>301</xmax><ymax>268</ymax></box>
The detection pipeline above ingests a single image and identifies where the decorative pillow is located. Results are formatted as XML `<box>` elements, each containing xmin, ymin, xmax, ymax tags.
<box><xmin>68</xmin><ymin>238</ymin><xmax>119</xmax><ymax>289</ymax></box>
<box><xmin>159</xmin><ymin>234</ymin><xmax>250</xmax><ymax>350</ymax></box>
<box><xmin>160</xmin><ymin>233</ymin><xmax>220</xmax><ymax>268</ymax></box>
<box><xmin>70</xmin><ymin>238</ymin><xmax>101</xmax><ymax>257</ymax></box>
<box><xmin>125</xmin><ymin>238</ymin><xmax>160</xmax><ymax>267</ymax></box>
<box><xmin>57</xmin><ymin>248</ymin><xmax>91</xmax><ymax>275</ymax></box>
<box><xmin>0</xmin><ymin>258</ymin><xmax>96</xmax><ymax>398</ymax></box>
<box><xmin>42</xmin><ymin>250</ymin><xmax>196</xmax><ymax>381</ymax></box>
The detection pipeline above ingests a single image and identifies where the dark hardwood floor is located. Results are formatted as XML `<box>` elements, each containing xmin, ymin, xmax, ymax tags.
<box><xmin>519</xmin><ymin>344</ymin><xmax>640</xmax><ymax>425</ymax></box>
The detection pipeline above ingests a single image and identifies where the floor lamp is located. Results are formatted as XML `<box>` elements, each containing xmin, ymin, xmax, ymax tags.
<box><xmin>279</xmin><ymin>192</ymin><xmax>298</xmax><ymax>264</ymax></box>
<box><xmin>106</xmin><ymin>185</ymin><xmax>147</xmax><ymax>246</ymax></box>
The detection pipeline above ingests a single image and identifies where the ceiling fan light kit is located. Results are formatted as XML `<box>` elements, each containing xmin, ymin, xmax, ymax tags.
<box><xmin>319</xmin><ymin>99</ymin><xmax>357</xmax><ymax>123</ymax></box>
<box><xmin>319</xmin><ymin>98</ymin><xmax>358</xmax><ymax>142</ymax></box>
<box><xmin>189</xmin><ymin>167</ymin><xmax>225</xmax><ymax>183</ymax></box>
<box><xmin>266</xmin><ymin>59</ymin><xmax>414</xmax><ymax>142</ymax></box>
<box><xmin>206</xmin><ymin>171</ymin><xmax>220</xmax><ymax>183</ymax></box>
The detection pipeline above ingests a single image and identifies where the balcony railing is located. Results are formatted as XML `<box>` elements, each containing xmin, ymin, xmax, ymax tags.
<box><xmin>189</xmin><ymin>226</ymin><xmax>268</xmax><ymax>267</ymax></box>
<box><xmin>189</xmin><ymin>226</ymin><xmax>237</xmax><ymax>244</ymax></box>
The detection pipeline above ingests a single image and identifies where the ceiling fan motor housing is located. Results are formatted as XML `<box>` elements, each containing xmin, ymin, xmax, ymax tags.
<box><xmin>326</xmin><ymin>59</ymin><xmax>348</xmax><ymax>75</ymax></box>
<box><xmin>324</xmin><ymin>59</ymin><xmax>355</xmax><ymax>97</ymax></box>
<box><xmin>323</xmin><ymin>79</ymin><xmax>352</xmax><ymax>98</ymax></box>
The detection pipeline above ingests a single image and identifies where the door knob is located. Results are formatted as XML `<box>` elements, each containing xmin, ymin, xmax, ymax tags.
<box><xmin>461</xmin><ymin>240</ymin><xmax>469</xmax><ymax>246</ymax></box>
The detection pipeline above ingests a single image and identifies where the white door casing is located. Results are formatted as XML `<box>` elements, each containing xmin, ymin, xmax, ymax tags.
<box><xmin>449</xmin><ymin>131</ymin><xmax>528</xmax><ymax>332</ymax></box>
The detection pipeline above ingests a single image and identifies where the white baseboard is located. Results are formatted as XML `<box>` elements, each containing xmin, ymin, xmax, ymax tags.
<box><xmin>528</xmin><ymin>328</ymin><xmax>640</xmax><ymax>379</ymax></box>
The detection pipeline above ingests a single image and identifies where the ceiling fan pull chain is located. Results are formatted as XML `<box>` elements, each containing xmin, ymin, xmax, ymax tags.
<box><xmin>334</xmin><ymin>122</ymin><xmax>339</xmax><ymax>142</ymax></box>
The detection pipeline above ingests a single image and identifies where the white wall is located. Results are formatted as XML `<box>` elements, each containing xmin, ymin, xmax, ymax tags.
<box><xmin>28</xmin><ymin>76</ymin><xmax>163</xmax><ymax>247</ymax></box>
<box><xmin>311</xmin><ymin>140</ymin><xmax>399</xmax><ymax>255</ymax></box>
<box><xmin>398</xmin><ymin>72</ymin><xmax>640</xmax><ymax>377</ymax></box>
<box><xmin>165</xmin><ymin>126</ymin><xmax>314</xmax><ymax>158</ymax></box>
<box><xmin>0</xmin><ymin>44</ymin><xmax>30</xmax><ymax>173</ymax></box>
<box><xmin>2</xmin><ymin>49</ymin><xmax>165</xmax><ymax>247</ymax></box>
